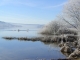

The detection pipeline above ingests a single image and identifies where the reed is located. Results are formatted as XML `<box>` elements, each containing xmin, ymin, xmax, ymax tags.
<box><xmin>2</xmin><ymin>34</ymin><xmax>78</xmax><ymax>43</ymax></box>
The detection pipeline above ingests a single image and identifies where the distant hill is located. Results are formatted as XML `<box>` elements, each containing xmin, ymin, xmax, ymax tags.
<box><xmin>0</xmin><ymin>21</ymin><xmax>44</xmax><ymax>29</ymax></box>
<box><xmin>13</xmin><ymin>23</ymin><xmax>43</xmax><ymax>28</ymax></box>
<box><xmin>0</xmin><ymin>21</ymin><xmax>18</xmax><ymax>29</ymax></box>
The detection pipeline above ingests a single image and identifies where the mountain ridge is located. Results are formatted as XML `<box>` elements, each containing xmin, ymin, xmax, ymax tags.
<box><xmin>0</xmin><ymin>21</ymin><xmax>44</xmax><ymax>29</ymax></box>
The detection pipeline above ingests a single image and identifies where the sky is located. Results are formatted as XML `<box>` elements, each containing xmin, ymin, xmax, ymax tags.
<box><xmin>0</xmin><ymin>0</ymin><xmax>67</xmax><ymax>24</ymax></box>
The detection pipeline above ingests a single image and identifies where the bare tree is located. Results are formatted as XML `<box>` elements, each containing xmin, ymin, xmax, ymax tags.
<box><xmin>39</xmin><ymin>17</ymin><xmax>71</xmax><ymax>35</ymax></box>
<box><xmin>63</xmin><ymin>0</ymin><xmax>80</xmax><ymax>30</ymax></box>
<box><xmin>58</xmin><ymin>15</ymin><xmax>77</xmax><ymax>29</ymax></box>
<box><xmin>62</xmin><ymin>0</ymin><xmax>80</xmax><ymax>44</ymax></box>
<box><xmin>39</xmin><ymin>0</ymin><xmax>79</xmax><ymax>36</ymax></box>
<box><xmin>39</xmin><ymin>19</ymin><xmax>61</xmax><ymax>35</ymax></box>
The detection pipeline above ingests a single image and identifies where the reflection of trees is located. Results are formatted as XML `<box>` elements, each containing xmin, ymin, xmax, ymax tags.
<box><xmin>43</xmin><ymin>42</ymin><xmax>58</xmax><ymax>47</ymax></box>
<box><xmin>3</xmin><ymin>36</ymin><xmax>59</xmax><ymax>48</ymax></box>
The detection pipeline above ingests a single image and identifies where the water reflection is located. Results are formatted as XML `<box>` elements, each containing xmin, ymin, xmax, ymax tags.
<box><xmin>3</xmin><ymin>37</ymin><xmax>60</xmax><ymax>50</ymax></box>
<box><xmin>61</xmin><ymin>52</ymin><xmax>71</xmax><ymax>57</ymax></box>
<box><xmin>0</xmin><ymin>30</ymin><xmax>67</xmax><ymax>60</ymax></box>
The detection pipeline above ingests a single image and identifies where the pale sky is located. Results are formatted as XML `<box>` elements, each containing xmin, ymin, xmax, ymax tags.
<box><xmin>0</xmin><ymin>0</ymin><xmax>67</xmax><ymax>24</ymax></box>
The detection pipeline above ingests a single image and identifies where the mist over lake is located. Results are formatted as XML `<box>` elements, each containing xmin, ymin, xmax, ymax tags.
<box><xmin>0</xmin><ymin>25</ymin><xmax>66</xmax><ymax>60</ymax></box>
<box><xmin>1</xmin><ymin>0</ymin><xmax>80</xmax><ymax>59</ymax></box>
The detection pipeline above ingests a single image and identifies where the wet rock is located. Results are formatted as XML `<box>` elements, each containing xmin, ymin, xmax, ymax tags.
<box><xmin>61</xmin><ymin>52</ymin><xmax>71</xmax><ymax>57</ymax></box>
<box><xmin>73</xmin><ymin>41</ymin><xmax>78</xmax><ymax>47</ymax></box>
<box><xmin>68</xmin><ymin>53</ymin><xmax>77</xmax><ymax>59</ymax></box>
<box><xmin>77</xmin><ymin>45</ymin><xmax>80</xmax><ymax>49</ymax></box>
<box><xmin>59</xmin><ymin>41</ymin><xmax>64</xmax><ymax>47</ymax></box>
<box><xmin>59</xmin><ymin>43</ymin><xmax>64</xmax><ymax>47</ymax></box>
<box><xmin>68</xmin><ymin>47</ymin><xmax>80</xmax><ymax>59</ymax></box>
<box><xmin>60</xmin><ymin>42</ymin><xmax>73</xmax><ymax>53</ymax></box>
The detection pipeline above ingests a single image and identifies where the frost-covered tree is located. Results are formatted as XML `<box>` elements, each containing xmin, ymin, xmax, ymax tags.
<box><xmin>39</xmin><ymin>20</ymin><xmax>61</xmax><ymax>34</ymax></box>
<box><xmin>39</xmin><ymin>18</ymin><xmax>69</xmax><ymax>35</ymax></box>
<box><xmin>39</xmin><ymin>0</ymin><xmax>79</xmax><ymax>35</ymax></box>
<box><xmin>62</xmin><ymin>0</ymin><xmax>80</xmax><ymax>44</ymax></box>
<box><xmin>63</xmin><ymin>0</ymin><xmax>80</xmax><ymax>30</ymax></box>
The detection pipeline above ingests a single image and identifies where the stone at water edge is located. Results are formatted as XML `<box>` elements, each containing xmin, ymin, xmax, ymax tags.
<box><xmin>78</xmin><ymin>40</ymin><xmax>80</xmax><ymax>45</ymax></box>
<box><xmin>60</xmin><ymin>42</ymin><xmax>73</xmax><ymax>53</ymax></box>
<box><xmin>73</xmin><ymin>41</ymin><xmax>78</xmax><ymax>47</ymax></box>
<box><xmin>68</xmin><ymin>48</ymin><xmax>80</xmax><ymax>59</ymax></box>
<box><xmin>59</xmin><ymin>42</ymin><xmax>64</xmax><ymax>47</ymax></box>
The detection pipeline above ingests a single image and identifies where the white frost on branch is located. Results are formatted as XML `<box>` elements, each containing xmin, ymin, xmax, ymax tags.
<box><xmin>63</xmin><ymin>0</ymin><xmax>80</xmax><ymax>30</ymax></box>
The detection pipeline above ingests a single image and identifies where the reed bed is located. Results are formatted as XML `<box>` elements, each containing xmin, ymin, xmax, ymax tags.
<box><xmin>2</xmin><ymin>34</ymin><xmax>78</xmax><ymax>43</ymax></box>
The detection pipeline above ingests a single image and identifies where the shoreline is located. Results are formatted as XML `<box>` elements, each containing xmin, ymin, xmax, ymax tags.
<box><xmin>2</xmin><ymin>34</ymin><xmax>80</xmax><ymax>60</ymax></box>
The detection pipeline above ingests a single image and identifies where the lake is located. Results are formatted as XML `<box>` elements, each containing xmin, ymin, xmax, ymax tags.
<box><xmin>0</xmin><ymin>28</ymin><xmax>66</xmax><ymax>60</ymax></box>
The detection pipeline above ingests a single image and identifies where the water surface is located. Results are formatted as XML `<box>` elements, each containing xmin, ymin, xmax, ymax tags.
<box><xmin>0</xmin><ymin>29</ymin><xmax>66</xmax><ymax>60</ymax></box>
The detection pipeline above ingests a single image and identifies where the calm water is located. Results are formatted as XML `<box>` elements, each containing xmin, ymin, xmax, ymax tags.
<box><xmin>0</xmin><ymin>29</ymin><xmax>66</xmax><ymax>60</ymax></box>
